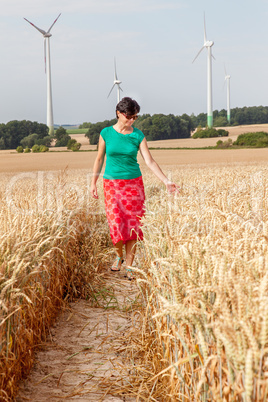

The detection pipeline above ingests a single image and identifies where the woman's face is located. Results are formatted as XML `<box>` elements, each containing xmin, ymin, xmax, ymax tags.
<box><xmin>118</xmin><ymin>111</ymin><xmax>138</xmax><ymax>126</ymax></box>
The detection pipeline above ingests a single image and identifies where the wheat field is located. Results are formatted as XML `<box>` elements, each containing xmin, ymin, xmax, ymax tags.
<box><xmin>1</xmin><ymin>153</ymin><xmax>268</xmax><ymax>400</ymax></box>
<box><xmin>0</xmin><ymin>148</ymin><xmax>268</xmax><ymax>174</ymax></box>
<box><xmin>128</xmin><ymin>164</ymin><xmax>268</xmax><ymax>401</ymax></box>
<box><xmin>0</xmin><ymin>169</ymin><xmax>111</xmax><ymax>400</ymax></box>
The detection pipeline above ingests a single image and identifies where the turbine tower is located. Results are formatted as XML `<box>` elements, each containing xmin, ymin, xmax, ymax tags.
<box><xmin>224</xmin><ymin>64</ymin><xmax>231</xmax><ymax>124</ymax></box>
<box><xmin>193</xmin><ymin>15</ymin><xmax>214</xmax><ymax>128</ymax></box>
<box><xmin>107</xmin><ymin>58</ymin><xmax>123</xmax><ymax>104</ymax></box>
<box><xmin>24</xmin><ymin>14</ymin><xmax>61</xmax><ymax>136</ymax></box>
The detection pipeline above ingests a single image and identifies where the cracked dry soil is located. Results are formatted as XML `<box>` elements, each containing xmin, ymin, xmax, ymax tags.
<box><xmin>16</xmin><ymin>270</ymin><xmax>139</xmax><ymax>402</ymax></box>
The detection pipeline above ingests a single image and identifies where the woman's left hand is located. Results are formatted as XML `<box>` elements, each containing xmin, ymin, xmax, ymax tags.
<box><xmin>165</xmin><ymin>181</ymin><xmax>180</xmax><ymax>194</ymax></box>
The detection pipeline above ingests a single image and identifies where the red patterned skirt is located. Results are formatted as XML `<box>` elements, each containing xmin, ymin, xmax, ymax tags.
<box><xmin>103</xmin><ymin>176</ymin><xmax>145</xmax><ymax>245</ymax></box>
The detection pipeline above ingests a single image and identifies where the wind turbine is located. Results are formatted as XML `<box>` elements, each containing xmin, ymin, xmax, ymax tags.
<box><xmin>24</xmin><ymin>14</ymin><xmax>61</xmax><ymax>136</ymax></box>
<box><xmin>193</xmin><ymin>15</ymin><xmax>214</xmax><ymax>128</ymax></box>
<box><xmin>224</xmin><ymin>64</ymin><xmax>231</xmax><ymax>124</ymax></box>
<box><xmin>107</xmin><ymin>58</ymin><xmax>123</xmax><ymax>104</ymax></box>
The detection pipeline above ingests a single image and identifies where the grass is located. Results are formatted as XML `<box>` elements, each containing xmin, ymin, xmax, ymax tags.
<box><xmin>66</xmin><ymin>129</ymin><xmax>88</xmax><ymax>135</ymax></box>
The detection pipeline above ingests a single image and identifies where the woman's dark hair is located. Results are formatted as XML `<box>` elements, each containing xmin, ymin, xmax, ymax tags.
<box><xmin>116</xmin><ymin>97</ymin><xmax>140</xmax><ymax>118</ymax></box>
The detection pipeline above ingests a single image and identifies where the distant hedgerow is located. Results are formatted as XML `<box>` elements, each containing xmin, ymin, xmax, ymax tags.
<box><xmin>67</xmin><ymin>139</ymin><xmax>81</xmax><ymax>151</ymax></box>
<box><xmin>16</xmin><ymin>146</ymin><xmax>24</xmax><ymax>153</ymax></box>
<box><xmin>32</xmin><ymin>144</ymin><xmax>40</xmax><ymax>153</ymax></box>
<box><xmin>39</xmin><ymin>145</ymin><xmax>49</xmax><ymax>152</ymax></box>
<box><xmin>233</xmin><ymin>132</ymin><xmax>268</xmax><ymax>147</ymax></box>
<box><xmin>193</xmin><ymin>128</ymin><xmax>229</xmax><ymax>139</ymax></box>
<box><xmin>216</xmin><ymin>138</ymin><xmax>233</xmax><ymax>148</ymax></box>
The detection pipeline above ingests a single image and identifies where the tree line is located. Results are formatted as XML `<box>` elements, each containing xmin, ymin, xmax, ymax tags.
<box><xmin>0</xmin><ymin>120</ymin><xmax>49</xmax><ymax>150</ymax></box>
<box><xmin>82</xmin><ymin>105</ymin><xmax>268</xmax><ymax>145</ymax></box>
<box><xmin>0</xmin><ymin>121</ymin><xmax>81</xmax><ymax>151</ymax></box>
<box><xmin>84</xmin><ymin>114</ymin><xmax>194</xmax><ymax>145</ymax></box>
<box><xmin>192</xmin><ymin>105</ymin><xmax>268</xmax><ymax>127</ymax></box>
<box><xmin>1</xmin><ymin>106</ymin><xmax>268</xmax><ymax>150</ymax></box>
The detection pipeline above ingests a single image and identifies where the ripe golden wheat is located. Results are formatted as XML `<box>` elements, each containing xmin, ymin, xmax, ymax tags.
<box><xmin>0</xmin><ymin>169</ymin><xmax>110</xmax><ymax>400</ymax></box>
<box><xmin>2</xmin><ymin>162</ymin><xmax>268</xmax><ymax>401</ymax></box>
<box><xmin>132</xmin><ymin>164</ymin><xmax>268</xmax><ymax>401</ymax></box>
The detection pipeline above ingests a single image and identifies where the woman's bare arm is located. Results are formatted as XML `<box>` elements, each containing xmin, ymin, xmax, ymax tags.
<box><xmin>139</xmin><ymin>137</ymin><xmax>179</xmax><ymax>193</ymax></box>
<box><xmin>90</xmin><ymin>136</ymin><xmax>106</xmax><ymax>199</ymax></box>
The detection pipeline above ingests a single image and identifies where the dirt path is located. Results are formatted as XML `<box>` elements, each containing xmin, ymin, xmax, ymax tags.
<box><xmin>16</xmin><ymin>270</ymin><xmax>139</xmax><ymax>402</ymax></box>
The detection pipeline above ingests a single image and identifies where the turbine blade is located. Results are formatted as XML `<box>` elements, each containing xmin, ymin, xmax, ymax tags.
<box><xmin>192</xmin><ymin>46</ymin><xmax>205</xmax><ymax>63</ymax></box>
<box><xmin>119</xmin><ymin>86</ymin><xmax>123</xmax><ymax>92</ymax></box>
<box><xmin>114</xmin><ymin>58</ymin><xmax>118</xmax><ymax>80</ymax></box>
<box><xmin>224</xmin><ymin>63</ymin><xmax>227</xmax><ymax>76</ymax></box>
<box><xmin>47</xmin><ymin>13</ymin><xmax>61</xmax><ymax>33</ymax></box>
<box><xmin>107</xmin><ymin>83</ymin><xmax>116</xmax><ymax>98</ymax></box>
<box><xmin>203</xmin><ymin>13</ymin><xmax>207</xmax><ymax>43</ymax></box>
<box><xmin>24</xmin><ymin>17</ymin><xmax>46</xmax><ymax>36</ymax></box>
<box><xmin>44</xmin><ymin>38</ymin><xmax>46</xmax><ymax>74</ymax></box>
<box><xmin>212</xmin><ymin>53</ymin><xmax>216</xmax><ymax>61</ymax></box>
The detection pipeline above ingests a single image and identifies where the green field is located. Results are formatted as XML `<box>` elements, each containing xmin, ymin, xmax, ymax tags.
<box><xmin>66</xmin><ymin>129</ymin><xmax>88</xmax><ymax>134</ymax></box>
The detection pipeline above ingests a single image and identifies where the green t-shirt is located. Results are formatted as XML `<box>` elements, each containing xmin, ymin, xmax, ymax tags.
<box><xmin>100</xmin><ymin>126</ymin><xmax>145</xmax><ymax>180</ymax></box>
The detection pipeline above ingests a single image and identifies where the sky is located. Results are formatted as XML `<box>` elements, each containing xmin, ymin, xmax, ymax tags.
<box><xmin>0</xmin><ymin>0</ymin><xmax>267</xmax><ymax>125</ymax></box>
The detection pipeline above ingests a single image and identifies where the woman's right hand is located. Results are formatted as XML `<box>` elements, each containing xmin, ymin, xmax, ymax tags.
<box><xmin>90</xmin><ymin>183</ymin><xmax>98</xmax><ymax>199</ymax></box>
<box><xmin>165</xmin><ymin>181</ymin><xmax>180</xmax><ymax>194</ymax></box>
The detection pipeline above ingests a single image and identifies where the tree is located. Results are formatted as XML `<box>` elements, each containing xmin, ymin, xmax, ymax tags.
<box><xmin>67</xmin><ymin>138</ymin><xmax>81</xmax><ymax>151</ymax></box>
<box><xmin>135</xmin><ymin>113</ymin><xmax>191</xmax><ymax>141</ymax></box>
<box><xmin>67</xmin><ymin>139</ymin><xmax>78</xmax><ymax>149</ymax></box>
<box><xmin>216</xmin><ymin>138</ymin><xmax>233</xmax><ymax>148</ymax></box>
<box><xmin>85</xmin><ymin>119</ymin><xmax>117</xmax><ymax>145</ymax></box>
<box><xmin>20</xmin><ymin>134</ymin><xmax>39</xmax><ymax>148</ymax></box>
<box><xmin>32</xmin><ymin>144</ymin><xmax>40</xmax><ymax>152</ymax></box>
<box><xmin>0</xmin><ymin>137</ymin><xmax>5</xmax><ymax>150</ymax></box>
<box><xmin>16</xmin><ymin>146</ymin><xmax>24</xmax><ymax>153</ymax></box>
<box><xmin>135</xmin><ymin>115</ymin><xmax>152</xmax><ymax>134</ymax></box>
<box><xmin>0</xmin><ymin>120</ymin><xmax>50</xmax><ymax>150</ymax></box>
<box><xmin>193</xmin><ymin>128</ymin><xmax>229</xmax><ymax>139</ymax></box>
<box><xmin>55</xmin><ymin>126</ymin><xmax>67</xmax><ymax>140</ymax></box>
<box><xmin>35</xmin><ymin>136</ymin><xmax>53</xmax><ymax>147</ymax></box>
<box><xmin>30</xmin><ymin>121</ymin><xmax>49</xmax><ymax>138</ymax></box>
<box><xmin>79</xmin><ymin>122</ymin><xmax>93</xmax><ymax>129</ymax></box>
<box><xmin>233</xmin><ymin>132</ymin><xmax>268</xmax><ymax>147</ymax></box>
<box><xmin>39</xmin><ymin>145</ymin><xmax>49</xmax><ymax>152</ymax></box>
<box><xmin>84</xmin><ymin>114</ymin><xmax>192</xmax><ymax>143</ymax></box>
<box><xmin>71</xmin><ymin>142</ymin><xmax>81</xmax><ymax>151</ymax></box>
<box><xmin>194</xmin><ymin>113</ymin><xmax>207</xmax><ymax>127</ymax></box>
<box><xmin>180</xmin><ymin>113</ymin><xmax>195</xmax><ymax>132</ymax></box>
<box><xmin>5</xmin><ymin>121</ymin><xmax>27</xmax><ymax>148</ymax></box>
<box><xmin>54</xmin><ymin>126</ymin><xmax>71</xmax><ymax>147</ymax></box>
<box><xmin>213</xmin><ymin>116</ymin><xmax>228</xmax><ymax>127</ymax></box>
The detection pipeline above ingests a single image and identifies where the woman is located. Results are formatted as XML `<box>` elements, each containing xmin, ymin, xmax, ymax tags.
<box><xmin>90</xmin><ymin>97</ymin><xmax>178</xmax><ymax>279</ymax></box>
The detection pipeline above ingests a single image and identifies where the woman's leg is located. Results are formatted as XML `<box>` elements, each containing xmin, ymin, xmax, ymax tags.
<box><xmin>125</xmin><ymin>240</ymin><xmax>137</xmax><ymax>279</ymax></box>
<box><xmin>111</xmin><ymin>240</ymin><xmax>124</xmax><ymax>271</ymax></box>
<box><xmin>115</xmin><ymin>240</ymin><xmax>124</xmax><ymax>259</ymax></box>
